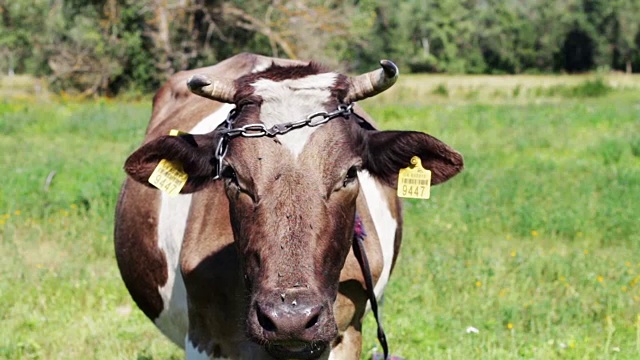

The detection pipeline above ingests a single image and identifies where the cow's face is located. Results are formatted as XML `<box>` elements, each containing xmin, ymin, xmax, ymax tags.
<box><xmin>124</xmin><ymin>61</ymin><xmax>463</xmax><ymax>359</ymax></box>
<box><xmin>218</xmin><ymin>67</ymin><xmax>364</xmax><ymax>358</ymax></box>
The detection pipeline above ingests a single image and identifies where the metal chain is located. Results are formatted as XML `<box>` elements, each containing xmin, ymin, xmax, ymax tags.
<box><xmin>213</xmin><ymin>103</ymin><xmax>355</xmax><ymax>179</ymax></box>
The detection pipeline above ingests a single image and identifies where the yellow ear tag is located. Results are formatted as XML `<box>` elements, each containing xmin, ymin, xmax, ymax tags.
<box><xmin>147</xmin><ymin>130</ymin><xmax>189</xmax><ymax>196</ymax></box>
<box><xmin>397</xmin><ymin>156</ymin><xmax>431</xmax><ymax>199</ymax></box>
<box><xmin>168</xmin><ymin>129</ymin><xmax>187</xmax><ymax>136</ymax></box>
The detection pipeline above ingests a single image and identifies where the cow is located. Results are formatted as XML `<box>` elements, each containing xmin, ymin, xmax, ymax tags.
<box><xmin>115</xmin><ymin>53</ymin><xmax>463</xmax><ymax>360</ymax></box>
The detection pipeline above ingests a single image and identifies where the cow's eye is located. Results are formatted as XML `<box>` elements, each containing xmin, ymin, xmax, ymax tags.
<box><xmin>220</xmin><ymin>166</ymin><xmax>238</xmax><ymax>185</ymax></box>
<box><xmin>343</xmin><ymin>166</ymin><xmax>359</xmax><ymax>187</ymax></box>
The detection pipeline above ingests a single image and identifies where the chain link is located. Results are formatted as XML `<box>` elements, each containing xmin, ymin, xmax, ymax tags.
<box><xmin>212</xmin><ymin>103</ymin><xmax>355</xmax><ymax>179</ymax></box>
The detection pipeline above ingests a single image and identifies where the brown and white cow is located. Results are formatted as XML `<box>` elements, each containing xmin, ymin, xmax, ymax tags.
<box><xmin>115</xmin><ymin>53</ymin><xmax>463</xmax><ymax>359</ymax></box>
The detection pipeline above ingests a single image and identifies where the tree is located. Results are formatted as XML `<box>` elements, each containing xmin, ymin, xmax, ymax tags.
<box><xmin>612</xmin><ymin>0</ymin><xmax>640</xmax><ymax>73</ymax></box>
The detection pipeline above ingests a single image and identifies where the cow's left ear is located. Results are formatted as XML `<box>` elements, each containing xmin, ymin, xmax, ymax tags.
<box><xmin>361</xmin><ymin>130</ymin><xmax>463</xmax><ymax>188</ymax></box>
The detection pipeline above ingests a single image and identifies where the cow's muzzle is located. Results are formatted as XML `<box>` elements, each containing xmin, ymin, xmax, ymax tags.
<box><xmin>248</xmin><ymin>287</ymin><xmax>337</xmax><ymax>359</ymax></box>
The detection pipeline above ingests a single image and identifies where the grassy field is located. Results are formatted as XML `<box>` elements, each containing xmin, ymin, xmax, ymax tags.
<box><xmin>1</xmin><ymin>75</ymin><xmax>640</xmax><ymax>359</ymax></box>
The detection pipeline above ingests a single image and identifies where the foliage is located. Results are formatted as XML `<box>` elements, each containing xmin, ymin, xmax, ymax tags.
<box><xmin>1</xmin><ymin>0</ymin><xmax>640</xmax><ymax>92</ymax></box>
<box><xmin>546</xmin><ymin>77</ymin><xmax>612</xmax><ymax>98</ymax></box>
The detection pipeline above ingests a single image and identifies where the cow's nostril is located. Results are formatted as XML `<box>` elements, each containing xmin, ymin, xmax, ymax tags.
<box><xmin>257</xmin><ymin>308</ymin><xmax>277</xmax><ymax>332</ymax></box>
<box><xmin>305</xmin><ymin>313</ymin><xmax>320</xmax><ymax>329</ymax></box>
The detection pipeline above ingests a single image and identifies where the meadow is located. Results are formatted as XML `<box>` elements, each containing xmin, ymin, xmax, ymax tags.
<box><xmin>1</xmin><ymin>74</ymin><xmax>639</xmax><ymax>359</ymax></box>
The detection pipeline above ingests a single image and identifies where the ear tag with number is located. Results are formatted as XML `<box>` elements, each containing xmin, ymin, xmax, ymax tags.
<box><xmin>148</xmin><ymin>129</ymin><xmax>189</xmax><ymax>196</ymax></box>
<box><xmin>397</xmin><ymin>156</ymin><xmax>431</xmax><ymax>199</ymax></box>
<box><xmin>168</xmin><ymin>129</ymin><xmax>187</xmax><ymax>136</ymax></box>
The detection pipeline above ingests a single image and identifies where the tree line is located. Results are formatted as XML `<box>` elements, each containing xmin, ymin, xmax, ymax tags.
<box><xmin>1</xmin><ymin>0</ymin><xmax>639</xmax><ymax>95</ymax></box>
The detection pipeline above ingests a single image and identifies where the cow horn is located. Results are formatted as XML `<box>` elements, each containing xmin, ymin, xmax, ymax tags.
<box><xmin>187</xmin><ymin>74</ymin><xmax>236</xmax><ymax>103</ymax></box>
<box><xmin>344</xmin><ymin>60</ymin><xmax>399</xmax><ymax>103</ymax></box>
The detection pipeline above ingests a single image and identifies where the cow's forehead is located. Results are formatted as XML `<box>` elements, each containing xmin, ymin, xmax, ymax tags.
<box><xmin>250</xmin><ymin>72</ymin><xmax>339</xmax><ymax>158</ymax></box>
<box><xmin>251</xmin><ymin>72</ymin><xmax>338</xmax><ymax>95</ymax></box>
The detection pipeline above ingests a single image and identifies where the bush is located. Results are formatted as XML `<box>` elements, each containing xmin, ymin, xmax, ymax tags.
<box><xmin>569</xmin><ymin>77</ymin><xmax>611</xmax><ymax>97</ymax></box>
<box><xmin>544</xmin><ymin>77</ymin><xmax>612</xmax><ymax>98</ymax></box>
<box><xmin>432</xmin><ymin>83</ymin><xmax>449</xmax><ymax>97</ymax></box>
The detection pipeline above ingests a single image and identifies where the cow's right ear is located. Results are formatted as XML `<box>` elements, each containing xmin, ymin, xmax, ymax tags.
<box><xmin>124</xmin><ymin>132</ymin><xmax>220</xmax><ymax>193</ymax></box>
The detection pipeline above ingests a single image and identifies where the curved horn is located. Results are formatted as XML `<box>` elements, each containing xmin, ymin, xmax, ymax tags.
<box><xmin>187</xmin><ymin>74</ymin><xmax>236</xmax><ymax>103</ymax></box>
<box><xmin>344</xmin><ymin>60</ymin><xmax>399</xmax><ymax>103</ymax></box>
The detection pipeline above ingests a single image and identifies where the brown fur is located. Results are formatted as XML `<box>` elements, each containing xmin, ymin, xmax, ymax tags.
<box><xmin>114</xmin><ymin>180</ymin><xmax>165</xmax><ymax>319</ymax></box>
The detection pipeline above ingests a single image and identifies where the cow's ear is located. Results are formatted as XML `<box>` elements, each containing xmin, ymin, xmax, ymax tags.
<box><xmin>124</xmin><ymin>132</ymin><xmax>220</xmax><ymax>193</ymax></box>
<box><xmin>362</xmin><ymin>130</ymin><xmax>463</xmax><ymax>188</ymax></box>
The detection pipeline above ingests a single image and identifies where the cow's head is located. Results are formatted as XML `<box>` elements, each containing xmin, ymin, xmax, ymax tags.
<box><xmin>124</xmin><ymin>60</ymin><xmax>462</xmax><ymax>359</ymax></box>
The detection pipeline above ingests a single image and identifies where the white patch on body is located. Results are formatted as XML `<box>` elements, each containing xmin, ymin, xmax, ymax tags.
<box><xmin>327</xmin><ymin>338</ymin><xmax>350</xmax><ymax>360</ymax></box>
<box><xmin>154</xmin><ymin>192</ymin><xmax>192</xmax><ymax>346</ymax></box>
<box><xmin>251</xmin><ymin>73</ymin><xmax>337</xmax><ymax>157</ymax></box>
<box><xmin>154</xmin><ymin>103</ymin><xmax>235</xmax><ymax>347</ymax></box>
<box><xmin>186</xmin><ymin>336</ymin><xmax>264</xmax><ymax>360</ymax></box>
<box><xmin>251</xmin><ymin>62</ymin><xmax>270</xmax><ymax>73</ymax></box>
<box><xmin>357</xmin><ymin>170</ymin><xmax>397</xmax><ymax>300</ymax></box>
<box><xmin>193</xmin><ymin>103</ymin><xmax>236</xmax><ymax>134</ymax></box>
<box><xmin>186</xmin><ymin>335</ymin><xmax>215</xmax><ymax>360</ymax></box>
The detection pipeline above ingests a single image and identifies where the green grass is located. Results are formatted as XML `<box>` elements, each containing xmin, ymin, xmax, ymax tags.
<box><xmin>359</xmin><ymin>96</ymin><xmax>640</xmax><ymax>359</ymax></box>
<box><xmin>1</xmin><ymin>80</ymin><xmax>640</xmax><ymax>359</ymax></box>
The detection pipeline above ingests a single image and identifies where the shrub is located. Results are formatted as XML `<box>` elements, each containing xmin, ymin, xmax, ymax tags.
<box><xmin>432</xmin><ymin>83</ymin><xmax>449</xmax><ymax>97</ymax></box>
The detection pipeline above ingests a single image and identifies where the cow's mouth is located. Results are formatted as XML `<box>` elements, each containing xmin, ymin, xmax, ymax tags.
<box><xmin>266</xmin><ymin>341</ymin><xmax>327</xmax><ymax>360</ymax></box>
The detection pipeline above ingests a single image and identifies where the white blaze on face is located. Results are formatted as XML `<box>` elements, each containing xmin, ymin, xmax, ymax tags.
<box><xmin>251</xmin><ymin>73</ymin><xmax>338</xmax><ymax>157</ymax></box>
<box><xmin>154</xmin><ymin>103</ymin><xmax>236</xmax><ymax>347</ymax></box>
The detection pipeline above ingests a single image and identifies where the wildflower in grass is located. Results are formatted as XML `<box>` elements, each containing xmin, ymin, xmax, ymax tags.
<box><xmin>625</xmin><ymin>261</ymin><xmax>631</xmax><ymax>267</ymax></box>
<box><xmin>584</xmin><ymin>249</ymin><xmax>589</xmax><ymax>255</ymax></box>
<box><xmin>621</xmin><ymin>286</ymin><xmax>627</xmax><ymax>292</ymax></box>
<box><xmin>116</xmin><ymin>305</ymin><xmax>132</xmax><ymax>316</ymax></box>
<box><xmin>507</xmin><ymin>323</ymin><xmax>513</xmax><ymax>330</ymax></box>
<box><xmin>559</xmin><ymin>276</ymin><xmax>566</xmax><ymax>282</ymax></box>
<box><xmin>466</xmin><ymin>326</ymin><xmax>479</xmax><ymax>334</ymax></box>
<box><xmin>70</xmin><ymin>204</ymin><xmax>78</xmax><ymax>209</ymax></box>
<box><xmin>499</xmin><ymin>288</ymin><xmax>508</xmax><ymax>297</ymax></box>
<box><xmin>510</xmin><ymin>251</ymin><xmax>516</xmax><ymax>257</ymax></box>
<box><xmin>531</xmin><ymin>230</ymin><xmax>539</xmax><ymax>237</ymax></box>
<box><xmin>0</xmin><ymin>219</ymin><xmax>5</xmax><ymax>225</ymax></box>
<box><xmin>14</xmin><ymin>210</ymin><xmax>21</xmax><ymax>215</ymax></box>
<box><xmin>594</xmin><ymin>301</ymin><xmax>601</xmax><ymax>308</ymax></box>
<box><xmin>475</xmin><ymin>280</ymin><xmax>482</xmax><ymax>287</ymax></box>
<box><xmin>597</xmin><ymin>275</ymin><xmax>604</xmax><ymax>283</ymax></box>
